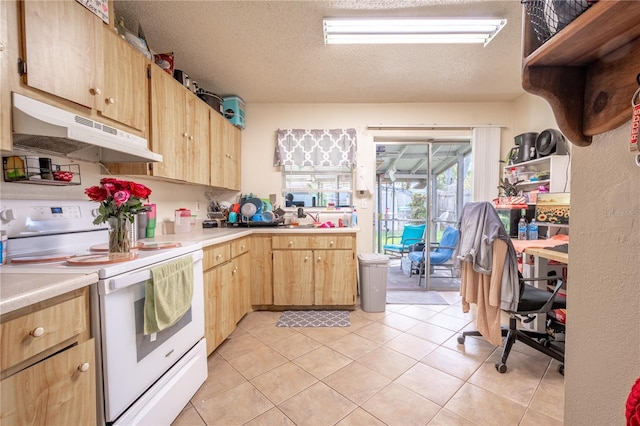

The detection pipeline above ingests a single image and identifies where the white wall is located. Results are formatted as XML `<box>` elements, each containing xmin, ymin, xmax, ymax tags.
<box><xmin>564</xmin><ymin>121</ymin><xmax>640</xmax><ymax>425</ymax></box>
<box><xmin>0</xmin><ymin>156</ymin><xmax>234</xmax><ymax>234</ymax></box>
<box><xmin>513</xmin><ymin>95</ymin><xmax>639</xmax><ymax>424</ymax></box>
<box><xmin>241</xmin><ymin>101</ymin><xmax>516</xmax><ymax>253</ymax></box>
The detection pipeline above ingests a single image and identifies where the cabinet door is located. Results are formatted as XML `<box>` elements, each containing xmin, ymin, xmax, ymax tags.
<box><xmin>250</xmin><ymin>235</ymin><xmax>273</xmax><ymax>305</ymax></box>
<box><xmin>226</xmin><ymin>123</ymin><xmax>241</xmax><ymax>190</ymax></box>
<box><xmin>315</xmin><ymin>250</ymin><xmax>356</xmax><ymax>305</ymax></box>
<box><xmin>22</xmin><ymin>0</ymin><xmax>103</xmax><ymax>109</ymax></box>
<box><xmin>149</xmin><ymin>65</ymin><xmax>186</xmax><ymax>180</ymax></box>
<box><xmin>232</xmin><ymin>252</ymin><xmax>251</xmax><ymax>323</ymax></box>
<box><xmin>1</xmin><ymin>339</ymin><xmax>96</xmax><ymax>425</ymax></box>
<box><xmin>0</xmin><ymin>0</ymin><xmax>11</xmax><ymax>150</ymax></box>
<box><xmin>215</xmin><ymin>262</ymin><xmax>235</xmax><ymax>345</ymax></box>
<box><xmin>209</xmin><ymin>111</ymin><xmax>226</xmax><ymax>188</ymax></box>
<box><xmin>203</xmin><ymin>268</ymin><xmax>217</xmax><ymax>355</ymax></box>
<box><xmin>101</xmin><ymin>27</ymin><xmax>148</xmax><ymax>132</ymax></box>
<box><xmin>185</xmin><ymin>93</ymin><xmax>210</xmax><ymax>185</ymax></box>
<box><xmin>273</xmin><ymin>250</ymin><xmax>314</xmax><ymax>305</ymax></box>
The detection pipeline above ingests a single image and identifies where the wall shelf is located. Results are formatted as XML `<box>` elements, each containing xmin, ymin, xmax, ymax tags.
<box><xmin>2</xmin><ymin>157</ymin><xmax>81</xmax><ymax>185</ymax></box>
<box><xmin>521</xmin><ymin>0</ymin><xmax>640</xmax><ymax>146</ymax></box>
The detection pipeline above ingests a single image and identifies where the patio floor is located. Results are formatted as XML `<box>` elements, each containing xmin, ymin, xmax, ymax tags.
<box><xmin>386</xmin><ymin>258</ymin><xmax>460</xmax><ymax>292</ymax></box>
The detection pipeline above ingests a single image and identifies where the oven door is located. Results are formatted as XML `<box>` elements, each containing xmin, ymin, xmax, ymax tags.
<box><xmin>97</xmin><ymin>250</ymin><xmax>204</xmax><ymax>422</ymax></box>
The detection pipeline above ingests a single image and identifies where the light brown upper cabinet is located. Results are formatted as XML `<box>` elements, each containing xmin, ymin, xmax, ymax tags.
<box><xmin>101</xmin><ymin>27</ymin><xmax>148</xmax><ymax>132</ymax></box>
<box><xmin>185</xmin><ymin>93</ymin><xmax>210</xmax><ymax>185</ymax></box>
<box><xmin>210</xmin><ymin>110</ymin><xmax>241</xmax><ymax>190</ymax></box>
<box><xmin>21</xmin><ymin>0</ymin><xmax>104</xmax><ymax>110</ymax></box>
<box><xmin>149</xmin><ymin>65</ymin><xmax>209</xmax><ymax>183</ymax></box>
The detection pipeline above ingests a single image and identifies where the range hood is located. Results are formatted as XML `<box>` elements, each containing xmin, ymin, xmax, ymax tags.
<box><xmin>11</xmin><ymin>93</ymin><xmax>163</xmax><ymax>163</ymax></box>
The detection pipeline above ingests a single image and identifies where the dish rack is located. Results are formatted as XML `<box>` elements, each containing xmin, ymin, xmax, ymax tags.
<box><xmin>3</xmin><ymin>156</ymin><xmax>81</xmax><ymax>185</ymax></box>
<box><xmin>521</xmin><ymin>0</ymin><xmax>596</xmax><ymax>44</ymax></box>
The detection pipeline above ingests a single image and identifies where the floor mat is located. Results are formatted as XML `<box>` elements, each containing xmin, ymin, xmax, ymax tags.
<box><xmin>386</xmin><ymin>290</ymin><xmax>449</xmax><ymax>305</ymax></box>
<box><xmin>276</xmin><ymin>310</ymin><xmax>350</xmax><ymax>327</ymax></box>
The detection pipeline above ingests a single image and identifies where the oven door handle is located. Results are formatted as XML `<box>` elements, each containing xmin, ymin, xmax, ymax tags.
<box><xmin>108</xmin><ymin>269</ymin><xmax>152</xmax><ymax>292</ymax></box>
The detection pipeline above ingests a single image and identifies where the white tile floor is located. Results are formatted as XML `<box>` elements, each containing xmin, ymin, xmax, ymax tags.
<box><xmin>173</xmin><ymin>293</ymin><xmax>564</xmax><ymax>426</ymax></box>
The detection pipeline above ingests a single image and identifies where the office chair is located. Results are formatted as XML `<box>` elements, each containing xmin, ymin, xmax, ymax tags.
<box><xmin>408</xmin><ymin>225</ymin><xmax>459</xmax><ymax>286</ymax></box>
<box><xmin>383</xmin><ymin>223</ymin><xmax>426</xmax><ymax>266</ymax></box>
<box><xmin>455</xmin><ymin>202</ymin><xmax>566</xmax><ymax>375</ymax></box>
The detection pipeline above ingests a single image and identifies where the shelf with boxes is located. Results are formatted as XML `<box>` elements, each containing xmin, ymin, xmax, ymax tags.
<box><xmin>503</xmin><ymin>155</ymin><xmax>570</xmax><ymax>205</ymax></box>
<box><xmin>3</xmin><ymin>156</ymin><xmax>81</xmax><ymax>185</ymax></box>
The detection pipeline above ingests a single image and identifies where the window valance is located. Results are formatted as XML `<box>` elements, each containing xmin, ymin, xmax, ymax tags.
<box><xmin>274</xmin><ymin>128</ymin><xmax>357</xmax><ymax>167</ymax></box>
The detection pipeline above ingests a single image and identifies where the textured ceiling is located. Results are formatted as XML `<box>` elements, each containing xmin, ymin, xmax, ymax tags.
<box><xmin>114</xmin><ymin>0</ymin><xmax>526</xmax><ymax>104</ymax></box>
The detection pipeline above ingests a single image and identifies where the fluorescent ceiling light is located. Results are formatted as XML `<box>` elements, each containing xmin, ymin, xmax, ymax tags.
<box><xmin>323</xmin><ymin>18</ymin><xmax>507</xmax><ymax>46</ymax></box>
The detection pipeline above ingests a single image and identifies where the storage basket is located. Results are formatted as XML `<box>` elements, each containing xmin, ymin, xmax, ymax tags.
<box><xmin>521</xmin><ymin>0</ymin><xmax>596</xmax><ymax>44</ymax></box>
<box><xmin>222</xmin><ymin>96</ymin><xmax>245</xmax><ymax>129</ymax></box>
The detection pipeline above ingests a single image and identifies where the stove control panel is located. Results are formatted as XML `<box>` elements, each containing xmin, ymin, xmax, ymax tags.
<box><xmin>1</xmin><ymin>199</ymin><xmax>107</xmax><ymax>239</ymax></box>
<box><xmin>29</xmin><ymin>205</ymin><xmax>82</xmax><ymax>220</ymax></box>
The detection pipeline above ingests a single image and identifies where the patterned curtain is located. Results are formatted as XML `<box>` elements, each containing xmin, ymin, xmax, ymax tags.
<box><xmin>274</xmin><ymin>128</ymin><xmax>357</xmax><ymax>167</ymax></box>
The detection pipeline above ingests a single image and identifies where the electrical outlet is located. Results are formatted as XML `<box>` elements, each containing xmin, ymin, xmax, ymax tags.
<box><xmin>196</xmin><ymin>200</ymin><xmax>200</xmax><ymax>212</ymax></box>
<box><xmin>361</xmin><ymin>199</ymin><xmax>368</xmax><ymax>208</ymax></box>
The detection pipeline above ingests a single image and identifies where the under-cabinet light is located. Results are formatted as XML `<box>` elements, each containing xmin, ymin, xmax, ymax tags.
<box><xmin>323</xmin><ymin>18</ymin><xmax>507</xmax><ymax>46</ymax></box>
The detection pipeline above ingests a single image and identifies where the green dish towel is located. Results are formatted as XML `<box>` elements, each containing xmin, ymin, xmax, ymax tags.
<box><xmin>144</xmin><ymin>256</ymin><xmax>194</xmax><ymax>335</ymax></box>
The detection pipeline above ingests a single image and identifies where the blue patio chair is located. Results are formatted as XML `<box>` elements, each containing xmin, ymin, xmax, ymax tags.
<box><xmin>382</xmin><ymin>223</ymin><xmax>426</xmax><ymax>267</ymax></box>
<box><xmin>408</xmin><ymin>225</ymin><xmax>459</xmax><ymax>287</ymax></box>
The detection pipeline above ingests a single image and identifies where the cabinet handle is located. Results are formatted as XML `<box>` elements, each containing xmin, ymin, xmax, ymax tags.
<box><xmin>216</xmin><ymin>254</ymin><xmax>222</xmax><ymax>259</ymax></box>
<box><xmin>317</xmin><ymin>256</ymin><xmax>322</xmax><ymax>261</ymax></box>
<box><xmin>30</xmin><ymin>326</ymin><xmax>45</xmax><ymax>337</ymax></box>
<box><xmin>183</xmin><ymin>132</ymin><xmax>188</xmax><ymax>137</ymax></box>
<box><xmin>189</xmin><ymin>136</ymin><xmax>194</xmax><ymax>140</ymax></box>
<box><xmin>90</xmin><ymin>87</ymin><xmax>102</xmax><ymax>95</ymax></box>
<box><xmin>78</xmin><ymin>362</ymin><xmax>90</xmax><ymax>373</ymax></box>
<box><xmin>304</xmin><ymin>256</ymin><xmax>309</xmax><ymax>261</ymax></box>
<box><xmin>330</xmin><ymin>240</ymin><xmax>334</xmax><ymax>245</ymax></box>
<box><xmin>0</xmin><ymin>42</ymin><xmax>6</xmax><ymax>52</ymax></box>
<box><xmin>288</xmin><ymin>241</ymin><xmax>293</xmax><ymax>246</ymax></box>
<box><xmin>240</xmin><ymin>245</ymin><xmax>245</xmax><ymax>250</ymax></box>
<box><xmin>106</xmin><ymin>97</ymin><xmax>115</xmax><ymax>104</ymax></box>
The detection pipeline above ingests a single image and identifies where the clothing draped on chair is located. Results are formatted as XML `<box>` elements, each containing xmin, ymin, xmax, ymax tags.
<box><xmin>455</xmin><ymin>201</ymin><xmax>566</xmax><ymax>375</ymax></box>
<box><xmin>455</xmin><ymin>202</ymin><xmax>519</xmax><ymax>311</ymax></box>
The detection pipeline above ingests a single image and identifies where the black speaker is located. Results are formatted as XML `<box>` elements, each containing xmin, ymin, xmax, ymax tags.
<box><xmin>536</xmin><ymin>129</ymin><xmax>568</xmax><ymax>157</ymax></box>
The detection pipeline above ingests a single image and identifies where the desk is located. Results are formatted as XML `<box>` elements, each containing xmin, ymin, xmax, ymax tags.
<box><xmin>524</xmin><ymin>246</ymin><xmax>568</xmax><ymax>333</ymax></box>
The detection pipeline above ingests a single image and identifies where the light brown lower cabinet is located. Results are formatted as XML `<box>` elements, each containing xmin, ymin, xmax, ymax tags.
<box><xmin>0</xmin><ymin>288</ymin><xmax>96</xmax><ymax>425</ymax></box>
<box><xmin>272</xmin><ymin>234</ymin><xmax>356</xmax><ymax>306</ymax></box>
<box><xmin>1</xmin><ymin>339</ymin><xmax>96</xmax><ymax>425</ymax></box>
<box><xmin>203</xmin><ymin>239</ymin><xmax>251</xmax><ymax>355</ymax></box>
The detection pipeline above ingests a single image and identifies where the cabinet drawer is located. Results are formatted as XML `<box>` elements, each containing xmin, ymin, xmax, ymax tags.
<box><xmin>203</xmin><ymin>244</ymin><xmax>231</xmax><ymax>270</ymax></box>
<box><xmin>0</xmin><ymin>295</ymin><xmax>87</xmax><ymax>372</ymax></box>
<box><xmin>312</xmin><ymin>235</ymin><xmax>353</xmax><ymax>249</ymax></box>
<box><xmin>1</xmin><ymin>339</ymin><xmax>96</xmax><ymax>425</ymax></box>
<box><xmin>272</xmin><ymin>235</ymin><xmax>354</xmax><ymax>250</ymax></box>
<box><xmin>272</xmin><ymin>235</ymin><xmax>311</xmax><ymax>249</ymax></box>
<box><xmin>231</xmin><ymin>237</ymin><xmax>250</xmax><ymax>258</ymax></box>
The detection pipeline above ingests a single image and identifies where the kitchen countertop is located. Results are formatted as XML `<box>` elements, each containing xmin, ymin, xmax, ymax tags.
<box><xmin>0</xmin><ymin>226</ymin><xmax>359</xmax><ymax>315</ymax></box>
<box><xmin>0</xmin><ymin>272</ymin><xmax>98</xmax><ymax>315</ymax></box>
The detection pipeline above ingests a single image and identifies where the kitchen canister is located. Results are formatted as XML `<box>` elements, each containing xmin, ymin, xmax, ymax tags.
<box><xmin>174</xmin><ymin>208</ymin><xmax>191</xmax><ymax>234</ymax></box>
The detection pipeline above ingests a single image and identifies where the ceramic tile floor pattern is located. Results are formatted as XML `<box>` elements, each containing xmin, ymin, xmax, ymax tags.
<box><xmin>173</xmin><ymin>294</ymin><xmax>565</xmax><ymax>426</ymax></box>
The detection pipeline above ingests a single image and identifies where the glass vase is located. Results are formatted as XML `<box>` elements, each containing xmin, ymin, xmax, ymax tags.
<box><xmin>108</xmin><ymin>217</ymin><xmax>131</xmax><ymax>254</ymax></box>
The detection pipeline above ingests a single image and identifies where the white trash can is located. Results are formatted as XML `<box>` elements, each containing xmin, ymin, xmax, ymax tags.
<box><xmin>358</xmin><ymin>253</ymin><xmax>389</xmax><ymax>312</ymax></box>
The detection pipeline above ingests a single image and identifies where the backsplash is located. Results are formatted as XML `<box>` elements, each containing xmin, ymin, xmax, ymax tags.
<box><xmin>1</xmin><ymin>154</ymin><xmax>237</xmax><ymax>235</ymax></box>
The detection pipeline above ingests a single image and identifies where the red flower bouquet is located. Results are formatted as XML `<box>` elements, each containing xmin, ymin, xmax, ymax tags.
<box><xmin>86</xmin><ymin>178</ymin><xmax>152</xmax><ymax>224</ymax></box>
<box><xmin>85</xmin><ymin>178</ymin><xmax>152</xmax><ymax>252</ymax></box>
